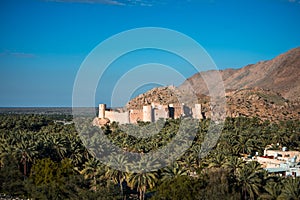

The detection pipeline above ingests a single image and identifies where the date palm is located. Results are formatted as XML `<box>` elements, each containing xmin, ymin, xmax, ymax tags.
<box><xmin>207</xmin><ymin>152</ymin><xmax>226</xmax><ymax>169</ymax></box>
<box><xmin>127</xmin><ymin>171</ymin><xmax>157</xmax><ymax>200</ymax></box>
<box><xmin>237</xmin><ymin>161</ymin><xmax>263</xmax><ymax>200</ymax></box>
<box><xmin>126</xmin><ymin>156</ymin><xmax>160</xmax><ymax>200</ymax></box>
<box><xmin>105</xmin><ymin>154</ymin><xmax>129</xmax><ymax>199</ymax></box>
<box><xmin>80</xmin><ymin>157</ymin><xmax>106</xmax><ymax>191</ymax></box>
<box><xmin>278</xmin><ymin>177</ymin><xmax>300</xmax><ymax>200</ymax></box>
<box><xmin>50</xmin><ymin>135</ymin><xmax>67</xmax><ymax>160</ymax></box>
<box><xmin>161</xmin><ymin>161</ymin><xmax>188</xmax><ymax>181</ymax></box>
<box><xmin>14</xmin><ymin>137</ymin><xmax>38</xmax><ymax>176</ymax></box>
<box><xmin>224</xmin><ymin>156</ymin><xmax>245</xmax><ymax>176</ymax></box>
<box><xmin>69</xmin><ymin>138</ymin><xmax>85</xmax><ymax>166</ymax></box>
<box><xmin>260</xmin><ymin>181</ymin><xmax>282</xmax><ymax>200</ymax></box>
<box><xmin>234</xmin><ymin>136</ymin><xmax>254</xmax><ymax>155</ymax></box>
<box><xmin>0</xmin><ymin>140</ymin><xmax>14</xmax><ymax>168</ymax></box>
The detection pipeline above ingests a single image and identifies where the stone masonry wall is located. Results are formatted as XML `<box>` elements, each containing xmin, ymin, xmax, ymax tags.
<box><xmin>105</xmin><ymin>111</ymin><xmax>130</xmax><ymax>124</ymax></box>
<box><xmin>129</xmin><ymin>109</ymin><xmax>143</xmax><ymax>124</ymax></box>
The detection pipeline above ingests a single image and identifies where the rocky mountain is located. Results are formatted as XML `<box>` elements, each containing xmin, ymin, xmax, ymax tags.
<box><xmin>126</xmin><ymin>86</ymin><xmax>179</xmax><ymax>110</ymax></box>
<box><xmin>224</xmin><ymin>88</ymin><xmax>299</xmax><ymax>121</ymax></box>
<box><xmin>127</xmin><ymin>47</ymin><xmax>300</xmax><ymax>121</ymax></box>
<box><xmin>126</xmin><ymin>86</ymin><xmax>210</xmax><ymax>110</ymax></box>
<box><xmin>180</xmin><ymin>47</ymin><xmax>300</xmax><ymax>101</ymax></box>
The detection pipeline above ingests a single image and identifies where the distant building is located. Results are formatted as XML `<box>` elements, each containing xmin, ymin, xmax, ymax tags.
<box><xmin>251</xmin><ymin>146</ymin><xmax>300</xmax><ymax>177</ymax></box>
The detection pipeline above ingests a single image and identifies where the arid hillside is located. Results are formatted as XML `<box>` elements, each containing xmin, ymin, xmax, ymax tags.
<box><xmin>180</xmin><ymin>47</ymin><xmax>300</xmax><ymax>101</ymax></box>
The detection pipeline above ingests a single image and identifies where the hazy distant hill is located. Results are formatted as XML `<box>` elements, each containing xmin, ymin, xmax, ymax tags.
<box><xmin>180</xmin><ymin>47</ymin><xmax>300</xmax><ymax>101</ymax></box>
<box><xmin>0</xmin><ymin>107</ymin><xmax>72</xmax><ymax>115</ymax></box>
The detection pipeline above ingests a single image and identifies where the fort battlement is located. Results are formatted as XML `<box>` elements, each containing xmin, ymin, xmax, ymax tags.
<box><xmin>94</xmin><ymin>103</ymin><xmax>204</xmax><ymax>126</ymax></box>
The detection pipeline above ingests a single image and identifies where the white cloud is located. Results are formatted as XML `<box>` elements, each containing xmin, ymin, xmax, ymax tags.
<box><xmin>44</xmin><ymin>0</ymin><xmax>215</xmax><ymax>7</ymax></box>
<box><xmin>44</xmin><ymin>0</ymin><xmax>174</xmax><ymax>7</ymax></box>
<box><xmin>0</xmin><ymin>50</ymin><xmax>35</xmax><ymax>58</ymax></box>
<box><xmin>288</xmin><ymin>0</ymin><xmax>300</xmax><ymax>3</ymax></box>
<box><xmin>44</xmin><ymin>0</ymin><xmax>126</xmax><ymax>6</ymax></box>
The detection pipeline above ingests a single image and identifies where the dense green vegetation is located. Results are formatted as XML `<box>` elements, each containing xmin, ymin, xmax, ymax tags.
<box><xmin>0</xmin><ymin>114</ymin><xmax>300</xmax><ymax>199</ymax></box>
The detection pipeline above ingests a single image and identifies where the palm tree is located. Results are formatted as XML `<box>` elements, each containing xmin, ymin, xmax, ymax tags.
<box><xmin>207</xmin><ymin>152</ymin><xmax>226</xmax><ymax>169</ymax></box>
<box><xmin>224</xmin><ymin>156</ymin><xmax>245</xmax><ymax>176</ymax></box>
<box><xmin>234</xmin><ymin>135</ymin><xmax>254</xmax><ymax>155</ymax></box>
<box><xmin>189</xmin><ymin>143</ymin><xmax>203</xmax><ymax>169</ymax></box>
<box><xmin>126</xmin><ymin>155</ymin><xmax>160</xmax><ymax>200</ymax></box>
<box><xmin>69</xmin><ymin>138</ymin><xmax>85</xmax><ymax>167</ymax></box>
<box><xmin>260</xmin><ymin>181</ymin><xmax>282</xmax><ymax>200</ymax></box>
<box><xmin>50</xmin><ymin>135</ymin><xmax>67</xmax><ymax>160</ymax></box>
<box><xmin>127</xmin><ymin>171</ymin><xmax>157</xmax><ymax>200</ymax></box>
<box><xmin>236</xmin><ymin>161</ymin><xmax>263</xmax><ymax>200</ymax></box>
<box><xmin>0</xmin><ymin>140</ymin><xmax>14</xmax><ymax>168</ymax></box>
<box><xmin>278</xmin><ymin>177</ymin><xmax>300</xmax><ymax>200</ymax></box>
<box><xmin>161</xmin><ymin>161</ymin><xmax>188</xmax><ymax>181</ymax></box>
<box><xmin>14</xmin><ymin>136</ymin><xmax>38</xmax><ymax>176</ymax></box>
<box><xmin>179</xmin><ymin>154</ymin><xmax>197</xmax><ymax>173</ymax></box>
<box><xmin>105</xmin><ymin>154</ymin><xmax>129</xmax><ymax>199</ymax></box>
<box><xmin>80</xmin><ymin>157</ymin><xmax>106</xmax><ymax>191</ymax></box>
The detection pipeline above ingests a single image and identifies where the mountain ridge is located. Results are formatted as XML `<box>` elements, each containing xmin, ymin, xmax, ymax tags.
<box><xmin>180</xmin><ymin>47</ymin><xmax>300</xmax><ymax>101</ymax></box>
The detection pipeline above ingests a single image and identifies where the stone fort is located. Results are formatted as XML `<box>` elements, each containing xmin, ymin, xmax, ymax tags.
<box><xmin>94</xmin><ymin>103</ymin><xmax>205</xmax><ymax>126</ymax></box>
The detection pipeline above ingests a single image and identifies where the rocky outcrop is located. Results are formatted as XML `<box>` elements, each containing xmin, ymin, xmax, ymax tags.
<box><xmin>126</xmin><ymin>86</ymin><xmax>181</xmax><ymax>110</ymax></box>
<box><xmin>92</xmin><ymin>117</ymin><xmax>110</xmax><ymax>126</ymax></box>
<box><xmin>225</xmin><ymin>88</ymin><xmax>299</xmax><ymax>122</ymax></box>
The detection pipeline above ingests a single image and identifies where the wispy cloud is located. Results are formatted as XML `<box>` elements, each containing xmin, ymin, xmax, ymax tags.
<box><xmin>44</xmin><ymin>0</ymin><xmax>126</xmax><ymax>6</ymax></box>
<box><xmin>44</xmin><ymin>0</ymin><xmax>171</xmax><ymax>7</ymax></box>
<box><xmin>44</xmin><ymin>0</ymin><xmax>216</xmax><ymax>7</ymax></box>
<box><xmin>288</xmin><ymin>0</ymin><xmax>300</xmax><ymax>4</ymax></box>
<box><xmin>0</xmin><ymin>50</ymin><xmax>36</xmax><ymax>58</ymax></box>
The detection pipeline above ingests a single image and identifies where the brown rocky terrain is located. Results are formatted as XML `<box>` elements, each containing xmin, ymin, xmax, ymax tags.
<box><xmin>126</xmin><ymin>47</ymin><xmax>300</xmax><ymax>121</ymax></box>
<box><xmin>180</xmin><ymin>47</ymin><xmax>300</xmax><ymax>101</ymax></box>
<box><xmin>126</xmin><ymin>85</ymin><xmax>210</xmax><ymax>110</ymax></box>
<box><xmin>224</xmin><ymin>88</ymin><xmax>299</xmax><ymax>122</ymax></box>
<box><xmin>126</xmin><ymin>86</ymin><xmax>179</xmax><ymax>110</ymax></box>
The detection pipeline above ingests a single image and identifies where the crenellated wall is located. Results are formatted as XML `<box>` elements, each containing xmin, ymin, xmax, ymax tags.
<box><xmin>96</xmin><ymin>103</ymin><xmax>203</xmax><ymax>125</ymax></box>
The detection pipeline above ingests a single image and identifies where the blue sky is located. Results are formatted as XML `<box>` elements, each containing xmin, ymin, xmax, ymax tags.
<box><xmin>0</xmin><ymin>0</ymin><xmax>300</xmax><ymax>107</ymax></box>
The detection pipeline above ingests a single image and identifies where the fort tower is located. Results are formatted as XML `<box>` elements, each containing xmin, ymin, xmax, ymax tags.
<box><xmin>98</xmin><ymin>104</ymin><xmax>106</xmax><ymax>118</ymax></box>
<box><xmin>143</xmin><ymin>105</ymin><xmax>152</xmax><ymax>122</ymax></box>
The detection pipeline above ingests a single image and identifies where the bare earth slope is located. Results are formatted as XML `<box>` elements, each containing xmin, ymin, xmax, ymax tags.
<box><xmin>180</xmin><ymin>47</ymin><xmax>300</xmax><ymax>101</ymax></box>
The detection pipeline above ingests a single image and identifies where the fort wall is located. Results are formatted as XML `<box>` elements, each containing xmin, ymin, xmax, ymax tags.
<box><xmin>129</xmin><ymin>109</ymin><xmax>143</xmax><ymax>124</ymax></box>
<box><xmin>96</xmin><ymin>103</ymin><xmax>203</xmax><ymax>126</ymax></box>
<box><xmin>105</xmin><ymin>110</ymin><xmax>130</xmax><ymax>124</ymax></box>
<box><xmin>153</xmin><ymin>105</ymin><xmax>169</xmax><ymax>121</ymax></box>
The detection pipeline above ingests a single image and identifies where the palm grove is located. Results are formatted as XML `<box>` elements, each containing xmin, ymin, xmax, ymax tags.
<box><xmin>0</xmin><ymin>113</ymin><xmax>300</xmax><ymax>199</ymax></box>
